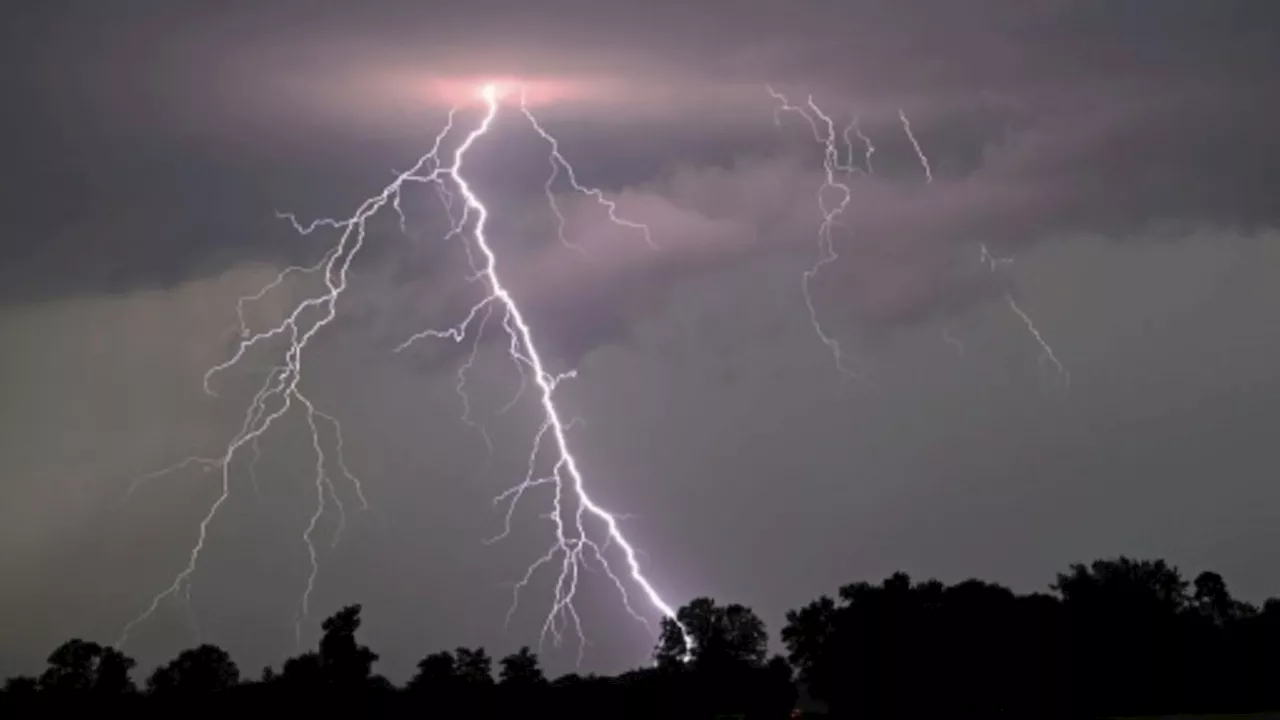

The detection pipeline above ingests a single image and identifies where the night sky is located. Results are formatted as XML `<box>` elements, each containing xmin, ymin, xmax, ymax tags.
<box><xmin>3</xmin><ymin>0</ymin><xmax>1279</xmax><ymax>683</ymax></box>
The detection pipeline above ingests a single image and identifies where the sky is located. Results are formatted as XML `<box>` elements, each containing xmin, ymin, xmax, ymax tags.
<box><xmin>2</xmin><ymin>0</ymin><xmax>1279</xmax><ymax>682</ymax></box>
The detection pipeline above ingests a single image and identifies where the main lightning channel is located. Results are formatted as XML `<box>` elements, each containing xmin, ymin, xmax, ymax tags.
<box><xmin>394</xmin><ymin>86</ymin><xmax>690</xmax><ymax>661</ymax></box>
<box><xmin>116</xmin><ymin>83</ymin><xmax>689</xmax><ymax>663</ymax></box>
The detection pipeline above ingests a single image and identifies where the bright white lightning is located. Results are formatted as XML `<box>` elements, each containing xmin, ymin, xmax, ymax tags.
<box><xmin>394</xmin><ymin>85</ymin><xmax>689</xmax><ymax>663</ymax></box>
<box><xmin>117</xmin><ymin>82</ymin><xmax>690</xmax><ymax>663</ymax></box>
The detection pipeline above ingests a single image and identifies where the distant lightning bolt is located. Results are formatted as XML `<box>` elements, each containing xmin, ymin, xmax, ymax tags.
<box><xmin>767</xmin><ymin>89</ymin><xmax>936</xmax><ymax>378</ymax></box>
<box><xmin>899</xmin><ymin>109</ymin><xmax>932</xmax><ymax>184</ymax></box>
<box><xmin>980</xmin><ymin>243</ymin><xmax>1015</xmax><ymax>273</ymax></box>
<box><xmin>767</xmin><ymin>86</ymin><xmax>860</xmax><ymax>379</ymax></box>
<box><xmin>772</xmin><ymin>93</ymin><xmax>1064</xmax><ymax>393</ymax></box>
<box><xmin>1005</xmin><ymin>295</ymin><xmax>1068</xmax><ymax>386</ymax></box>
<box><xmin>117</xmin><ymin>82</ymin><xmax>689</xmax><ymax>663</ymax></box>
<box><xmin>980</xmin><ymin>243</ymin><xmax>1069</xmax><ymax>387</ymax></box>
<box><xmin>886</xmin><ymin>119</ymin><xmax>966</xmax><ymax>359</ymax></box>
<box><xmin>845</xmin><ymin>115</ymin><xmax>875</xmax><ymax>175</ymax></box>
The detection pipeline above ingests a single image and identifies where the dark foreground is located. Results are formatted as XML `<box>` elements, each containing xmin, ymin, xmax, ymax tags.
<box><xmin>5</xmin><ymin>556</ymin><xmax>1280</xmax><ymax>718</ymax></box>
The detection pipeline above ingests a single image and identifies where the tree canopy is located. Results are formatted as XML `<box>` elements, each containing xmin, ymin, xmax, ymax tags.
<box><xmin>147</xmin><ymin>644</ymin><xmax>239</xmax><ymax>693</ymax></box>
<box><xmin>655</xmin><ymin>596</ymin><xmax>770</xmax><ymax>670</ymax></box>
<box><xmin>4</xmin><ymin>555</ymin><xmax>1280</xmax><ymax>718</ymax></box>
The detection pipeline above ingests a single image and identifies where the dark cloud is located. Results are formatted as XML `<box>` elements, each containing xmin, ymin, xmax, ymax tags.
<box><xmin>2</xmin><ymin>0</ymin><xmax>1279</xmax><ymax>685</ymax></box>
<box><xmin>5</xmin><ymin>1</ymin><xmax>1275</xmax><ymax>318</ymax></box>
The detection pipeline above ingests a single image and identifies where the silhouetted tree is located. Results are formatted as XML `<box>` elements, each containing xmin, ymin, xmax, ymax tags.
<box><xmin>259</xmin><ymin>605</ymin><xmax>388</xmax><ymax>713</ymax></box>
<box><xmin>498</xmin><ymin>645</ymin><xmax>545</xmax><ymax>687</ymax></box>
<box><xmin>656</xmin><ymin>596</ymin><xmax>769</xmax><ymax>670</ymax></box>
<box><xmin>653</xmin><ymin>598</ymin><xmax>789</xmax><ymax>719</ymax></box>
<box><xmin>1236</xmin><ymin>597</ymin><xmax>1280</xmax><ymax>709</ymax></box>
<box><xmin>778</xmin><ymin>556</ymin><xmax>1280</xmax><ymax>718</ymax></box>
<box><xmin>494</xmin><ymin>646</ymin><xmax>548</xmax><ymax>715</ymax></box>
<box><xmin>146</xmin><ymin>644</ymin><xmax>240</xmax><ymax>693</ymax></box>
<box><xmin>37</xmin><ymin>639</ymin><xmax>136</xmax><ymax>695</ymax></box>
<box><xmin>1192</xmin><ymin>570</ymin><xmax>1254</xmax><ymax>625</ymax></box>
<box><xmin>366</xmin><ymin>673</ymin><xmax>395</xmax><ymax>693</ymax></box>
<box><xmin>2</xmin><ymin>676</ymin><xmax>38</xmax><ymax>696</ymax></box>
<box><xmin>6</xmin><ymin>555</ymin><xmax>1280</xmax><ymax>718</ymax></box>
<box><xmin>453</xmin><ymin>646</ymin><xmax>494</xmax><ymax>687</ymax></box>
<box><xmin>760</xmin><ymin>654</ymin><xmax>800</xmax><ymax>718</ymax></box>
<box><xmin>316</xmin><ymin>604</ymin><xmax>379</xmax><ymax>689</ymax></box>
<box><xmin>783</xmin><ymin>571</ymin><xmax>1071</xmax><ymax>718</ymax></box>
<box><xmin>780</xmin><ymin>595</ymin><xmax>840</xmax><ymax>706</ymax></box>
<box><xmin>279</xmin><ymin>650</ymin><xmax>322</xmax><ymax>686</ymax></box>
<box><xmin>406</xmin><ymin>649</ymin><xmax>457</xmax><ymax>694</ymax></box>
<box><xmin>1054</xmin><ymin>557</ymin><xmax>1190</xmax><ymax>716</ymax></box>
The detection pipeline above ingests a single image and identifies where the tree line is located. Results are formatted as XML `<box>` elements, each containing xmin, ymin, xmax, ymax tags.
<box><xmin>3</xmin><ymin>556</ymin><xmax>1279</xmax><ymax>718</ymax></box>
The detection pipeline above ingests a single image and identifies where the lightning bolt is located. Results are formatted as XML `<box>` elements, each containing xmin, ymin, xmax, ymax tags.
<box><xmin>980</xmin><ymin>243</ymin><xmax>1069</xmax><ymax>387</ymax></box>
<box><xmin>893</xmin><ymin>108</ymin><xmax>968</xmax><ymax>360</ymax></box>
<box><xmin>767</xmin><ymin>86</ymin><xmax>861</xmax><ymax>380</ymax></box>
<box><xmin>767</xmin><ymin>89</ymin><xmax>933</xmax><ymax>378</ymax></box>
<box><xmin>979</xmin><ymin>243</ymin><xmax>1015</xmax><ymax>273</ymax></box>
<box><xmin>394</xmin><ymin>84</ymin><xmax>688</xmax><ymax>663</ymax></box>
<box><xmin>844</xmin><ymin>115</ymin><xmax>875</xmax><ymax>175</ymax></box>
<box><xmin>769</xmin><ymin>92</ymin><xmax>1063</xmax><ymax>392</ymax></box>
<box><xmin>519</xmin><ymin>97</ymin><xmax>657</xmax><ymax>258</ymax></box>
<box><xmin>898</xmin><ymin>109</ymin><xmax>933</xmax><ymax>184</ymax></box>
<box><xmin>116</xmin><ymin>82</ymin><xmax>690</xmax><ymax>663</ymax></box>
<box><xmin>772</xmin><ymin>92</ymin><xmax>1065</xmax><ymax>395</ymax></box>
<box><xmin>118</xmin><ymin>253</ymin><xmax>370</xmax><ymax>649</ymax></box>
